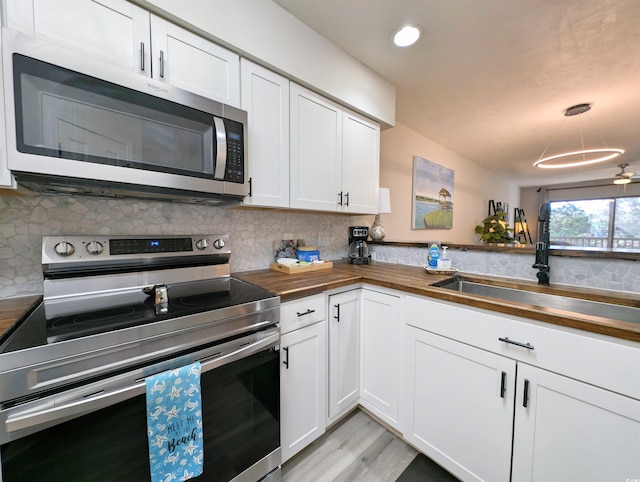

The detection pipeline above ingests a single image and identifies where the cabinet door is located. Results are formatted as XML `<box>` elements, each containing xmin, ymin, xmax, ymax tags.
<box><xmin>360</xmin><ymin>290</ymin><xmax>401</xmax><ymax>428</ymax></box>
<box><xmin>240</xmin><ymin>60</ymin><xmax>290</xmax><ymax>207</ymax></box>
<box><xmin>150</xmin><ymin>15</ymin><xmax>240</xmax><ymax>106</ymax></box>
<box><xmin>512</xmin><ymin>364</ymin><xmax>640</xmax><ymax>482</ymax></box>
<box><xmin>27</xmin><ymin>0</ymin><xmax>150</xmax><ymax>74</ymax></box>
<box><xmin>404</xmin><ymin>326</ymin><xmax>515</xmax><ymax>482</ymax></box>
<box><xmin>280</xmin><ymin>321</ymin><xmax>327</xmax><ymax>463</ymax></box>
<box><xmin>290</xmin><ymin>83</ymin><xmax>342</xmax><ymax>212</ymax></box>
<box><xmin>342</xmin><ymin>109</ymin><xmax>380</xmax><ymax>214</ymax></box>
<box><xmin>328</xmin><ymin>290</ymin><xmax>360</xmax><ymax>420</ymax></box>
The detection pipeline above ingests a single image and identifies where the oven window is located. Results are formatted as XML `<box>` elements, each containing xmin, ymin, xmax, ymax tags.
<box><xmin>13</xmin><ymin>54</ymin><xmax>214</xmax><ymax>178</ymax></box>
<box><xmin>1</xmin><ymin>348</ymin><xmax>279</xmax><ymax>482</ymax></box>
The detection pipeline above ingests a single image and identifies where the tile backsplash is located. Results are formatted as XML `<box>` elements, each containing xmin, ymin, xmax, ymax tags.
<box><xmin>0</xmin><ymin>194</ymin><xmax>354</xmax><ymax>298</ymax></box>
<box><xmin>370</xmin><ymin>244</ymin><xmax>640</xmax><ymax>295</ymax></box>
<box><xmin>2</xmin><ymin>194</ymin><xmax>638</xmax><ymax>298</ymax></box>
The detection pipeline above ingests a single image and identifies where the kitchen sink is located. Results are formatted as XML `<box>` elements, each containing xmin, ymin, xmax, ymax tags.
<box><xmin>437</xmin><ymin>278</ymin><xmax>640</xmax><ymax>324</ymax></box>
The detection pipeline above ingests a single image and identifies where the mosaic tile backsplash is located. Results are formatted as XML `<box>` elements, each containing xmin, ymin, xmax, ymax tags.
<box><xmin>2</xmin><ymin>194</ymin><xmax>638</xmax><ymax>297</ymax></box>
<box><xmin>0</xmin><ymin>194</ymin><xmax>354</xmax><ymax>297</ymax></box>
<box><xmin>370</xmin><ymin>245</ymin><xmax>640</xmax><ymax>295</ymax></box>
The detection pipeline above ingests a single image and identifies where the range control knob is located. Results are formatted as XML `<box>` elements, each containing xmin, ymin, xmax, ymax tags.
<box><xmin>195</xmin><ymin>238</ymin><xmax>209</xmax><ymax>250</ymax></box>
<box><xmin>54</xmin><ymin>242</ymin><xmax>75</xmax><ymax>257</ymax></box>
<box><xmin>86</xmin><ymin>241</ymin><xmax>104</xmax><ymax>255</ymax></box>
<box><xmin>213</xmin><ymin>238</ymin><xmax>225</xmax><ymax>250</ymax></box>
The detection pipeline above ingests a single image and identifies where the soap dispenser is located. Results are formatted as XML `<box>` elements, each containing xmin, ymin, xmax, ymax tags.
<box><xmin>437</xmin><ymin>246</ymin><xmax>452</xmax><ymax>270</ymax></box>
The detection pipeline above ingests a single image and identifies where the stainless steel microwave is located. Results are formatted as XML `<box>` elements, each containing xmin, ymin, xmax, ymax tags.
<box><xmin>2</xmin><ymin>28</ymin><xmax>248</xmax><ymax>204</ymax></box>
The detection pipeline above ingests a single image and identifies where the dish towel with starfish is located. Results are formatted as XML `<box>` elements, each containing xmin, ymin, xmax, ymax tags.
<box><xmin>146</xmin><ymin>362</ymin><xmax>204</xmax><ymax>482</ymax></box>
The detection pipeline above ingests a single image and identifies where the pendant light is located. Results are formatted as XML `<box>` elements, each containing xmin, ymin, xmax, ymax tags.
<box><xmin>534</xmin><ymin>104</ymin><xmax>624</xmax><ymax>169</ymax></box>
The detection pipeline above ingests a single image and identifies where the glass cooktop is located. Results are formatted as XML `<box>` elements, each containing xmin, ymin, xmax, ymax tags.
<box><xmin>0</xmin><ymin>278</ymin><xmax>277</xmax><ymax>352</ymax></box>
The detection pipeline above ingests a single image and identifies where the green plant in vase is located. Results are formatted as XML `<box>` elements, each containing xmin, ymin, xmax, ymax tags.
<box><xmin>474</xmin><ymin>212</ymin><xmax>515</xmax><ymax>244</ymax></box>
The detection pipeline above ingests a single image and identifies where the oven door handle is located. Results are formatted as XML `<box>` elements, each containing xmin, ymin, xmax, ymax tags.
<box><xmin>4</xmin><ymin>330</ymin><xmax>279</xmax><ymax>436</ymax></box>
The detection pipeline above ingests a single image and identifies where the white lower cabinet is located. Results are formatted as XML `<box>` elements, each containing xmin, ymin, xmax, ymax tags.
<box><xmin>404</xmin><ymin>326</ymin><xmax>515</xmax><ymax>481</ymax></box>
<box><xmin>360</xmin><ymin>289</ymin><xmax>402</xmax><ymax>428</ymax></box>
<box><xmin>512</xmin><ymin>364</ymin><xmax>640</xmax><ymax>482</ymax></box>
<box><xmin>280</xmin><ymin>321</ymin><xmax>326</xmax><ymax>463</ymax></box>
<box><xmin>280</xmin><ymin>295</ymin><xmax>327</xmax><ymax>463</ymax></box>
<box><xmin>327</xmin><ymin>289</ymin><xmax>360</xmax><ymax>421</ymax></box>
<box><xmin>404</xmin><ymin>295</ymin><xmax>640</xmax><ymax>482</ymax></box>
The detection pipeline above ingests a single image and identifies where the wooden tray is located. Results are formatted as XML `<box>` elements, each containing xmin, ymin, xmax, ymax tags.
<box><xmin>424</xmin><ymin>266</ymin><xmax>458</xmax><ymax>275</ymax></box>
<box><xmin>270</xmin><ymin>261</ymin><xmax>333</xmax><ymax>275</ymax></box>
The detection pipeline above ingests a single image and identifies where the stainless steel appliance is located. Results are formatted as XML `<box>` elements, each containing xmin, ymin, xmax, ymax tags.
<box><xmin>0</xmin><ymin>235</ymin><xmax>281</xmax><ymax>482</ymax></box>
<box><xmin>348</xmin><ymin>226</ymin><xmax>370</xmax><ymax>265</ymax></box>
<box><xmin>2</xmin><ymin>28</ymin><xmax>247</xmax><ymax>205</ymax></box>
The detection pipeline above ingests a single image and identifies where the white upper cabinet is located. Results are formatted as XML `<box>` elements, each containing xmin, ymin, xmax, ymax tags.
<box><xmin>342</xmin><ymin>110</ymin><xmax>380</xmax><ymax>214</ymax></box>
<box><xmin>290</xmin><ymin>83</ymin><xmax>343</xmax><ymax>212</ymax></box>
<box><xmin>3</xmin><ymin>0</ymin><xmax>240</xmax><ymax>106</ymax></box>
<box><xmin>290</xmin><ymin>83</ymin><xmax>380</xmax><ymax>214</ymax></box>
<box><xmin>241</xmin><ymin>59</ymin><xmax>290</xmax><ymax>207</ymax></box>
<box><xmin>149</xmin><ymin>15</ymin><xmax>239</xmax><ymax>106</ymax></box>
<box><xmin>6</xmin><ymin>0</ymin><xmax>150</xmax><ymax>73</ymax></box>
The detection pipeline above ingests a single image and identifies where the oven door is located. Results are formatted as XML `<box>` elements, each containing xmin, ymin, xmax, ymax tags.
<box><xmin>0</xmin><ymin>328</ymin><xmax>280</xmax><ymax>482</ymax></box>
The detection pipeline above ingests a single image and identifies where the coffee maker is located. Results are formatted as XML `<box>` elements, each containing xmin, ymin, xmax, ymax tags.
<box><xmin>348</xmin><ymin>226</ymin><xmax>371</xmax><ymax>265</ymax></box>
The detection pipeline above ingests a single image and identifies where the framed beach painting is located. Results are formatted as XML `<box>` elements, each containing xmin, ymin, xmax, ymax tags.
<box><xmin>412</xmin><ymin>156</ymin><xmax>454</xmax><ymax>229</ymax></box>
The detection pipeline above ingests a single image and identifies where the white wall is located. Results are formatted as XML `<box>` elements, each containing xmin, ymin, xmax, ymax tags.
<box><xmin>133</xmin><ymin>0</ymin><xmax>396</xmax><ymax>127</ymax></box>
<box><xmin>353</xmin><ymin>122</ymin><xmax>520</xmax><ymax>244</ymax></box>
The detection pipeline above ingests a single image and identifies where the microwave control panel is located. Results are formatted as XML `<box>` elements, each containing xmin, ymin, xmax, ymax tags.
<box><xmin>224</xmin><ymin>119</ymin><xmax>244</xmax><ymax>183</ymax></box>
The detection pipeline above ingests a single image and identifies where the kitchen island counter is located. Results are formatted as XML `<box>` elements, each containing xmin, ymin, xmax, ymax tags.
<box><xmin>235</xmin><ymin>260</ymin><xmax>640</xmax><ymax>343</ymax></box>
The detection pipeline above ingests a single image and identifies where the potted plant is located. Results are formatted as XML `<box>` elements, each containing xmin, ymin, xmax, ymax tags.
<box><xmin>474</xmin><ymin>212</ymin><xmax>516</xmax><ymax>244</ymax></box>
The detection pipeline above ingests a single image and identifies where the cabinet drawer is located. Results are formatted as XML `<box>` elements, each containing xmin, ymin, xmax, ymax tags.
<box><xmin>281</xmin><ymin>294</ymin><xmax>326</xmax><ymax>334</ymax></box>
<box><xmin>405</xmin><ymin>295</ymin><xmax>640</xmax><ymax>400</ymax></box>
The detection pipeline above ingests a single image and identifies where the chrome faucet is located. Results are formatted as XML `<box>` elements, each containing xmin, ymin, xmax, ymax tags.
<box><xmin>533</xmin><ymin>203</ymin><xmax>551</xmax><ymax>285</ymax></box>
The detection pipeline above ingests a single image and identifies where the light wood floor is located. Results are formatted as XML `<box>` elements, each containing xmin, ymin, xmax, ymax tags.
<box><xmin>282</xmin><ymin>409</ymin><xmax>418</xmax><ymax>482</ymax></box>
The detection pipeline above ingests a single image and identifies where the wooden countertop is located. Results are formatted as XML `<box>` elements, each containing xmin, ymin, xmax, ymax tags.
<box><xmin>0</xmin><ymin>295</ymin><xmax>41</xmax><ymax>339</ymax></box>
<box><xmin>235</xmin><ymin>260</ymin><xmax>640</xmax><ymax>343</ymax></box>
<box><xmin>2</xmin><ymin>262</ymin><xmax>638</xmax><ymax>343</ymax></box>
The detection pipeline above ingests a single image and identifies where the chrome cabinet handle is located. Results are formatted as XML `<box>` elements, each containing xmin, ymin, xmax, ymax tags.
<box><xmin>296</xmin><ymin>309</ymin><xmax>315</xmax><ymax>317</ymax></box>
<box><xmin>498</xmin><ymin>337</ymin><xmax>534</xmax><ymax>350</ymax></box>
<box><xmin>140</xmin><ymin>42</ymin><xmax>145</xmax><ymax>71</ymax></box>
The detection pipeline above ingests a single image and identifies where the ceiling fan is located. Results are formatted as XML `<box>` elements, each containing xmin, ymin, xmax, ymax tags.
<box><xmin>613</xmin><ymin>163</ymin><xmax>639</xmax><ymax>184</ymax></box>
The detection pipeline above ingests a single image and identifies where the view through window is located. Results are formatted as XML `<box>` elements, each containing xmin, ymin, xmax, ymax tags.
<box><xmin>549</xmin><ymin>197</ymin><xmax>640</xmax><ymax>250</ymax></box>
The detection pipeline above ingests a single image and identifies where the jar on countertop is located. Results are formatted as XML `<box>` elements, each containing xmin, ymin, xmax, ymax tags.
<box><xmin>297</xmin><ymin>246</ymin><xmax>320</xmax><ymax>262</ymax></box>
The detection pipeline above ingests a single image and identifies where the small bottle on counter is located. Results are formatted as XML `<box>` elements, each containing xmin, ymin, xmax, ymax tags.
<box><xmin>437</xmin><ymin>246</ymin><xmax>452</xmax><ymax>270</ymax></box>
<box><xmin>427</xmin><ymin>243</ymin><xmax>440</xmax><ymax>268</ymax></box>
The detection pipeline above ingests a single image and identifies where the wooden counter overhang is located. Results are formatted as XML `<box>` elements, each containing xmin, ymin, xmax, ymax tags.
<box><xmin>1</xmin><ymin>262</ymin><xmax>639</xmax><ymax>343</ymax></box>
<box><xmin>234</xmin><ymin>261</ymin><xmax>640</xmax><ymax>343</ymax></box>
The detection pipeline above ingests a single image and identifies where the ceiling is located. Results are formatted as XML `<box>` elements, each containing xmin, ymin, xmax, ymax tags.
<box><xmin>273</xmin><ymin>0</ymin><xmax>640</xmax><ymax>188</ymax></box>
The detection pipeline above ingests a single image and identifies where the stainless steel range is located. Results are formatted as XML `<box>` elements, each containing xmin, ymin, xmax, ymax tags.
<box><xmin>0</xmin><ymin>235</ymin><xmax>281</xmax><ymax>482</ymax></box>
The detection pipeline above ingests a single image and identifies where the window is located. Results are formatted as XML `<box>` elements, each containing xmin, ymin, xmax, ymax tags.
<box><xmin>549</xmin><ymin>196</ymin><xmax>640</xmax><ymax>251</ymax></box>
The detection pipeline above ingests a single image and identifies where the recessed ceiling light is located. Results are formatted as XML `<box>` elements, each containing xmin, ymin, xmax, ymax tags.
<box><xmin>393</xmin><ymin>26</ymin><xmax>421</xmax><ymax>47</ymax></box>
